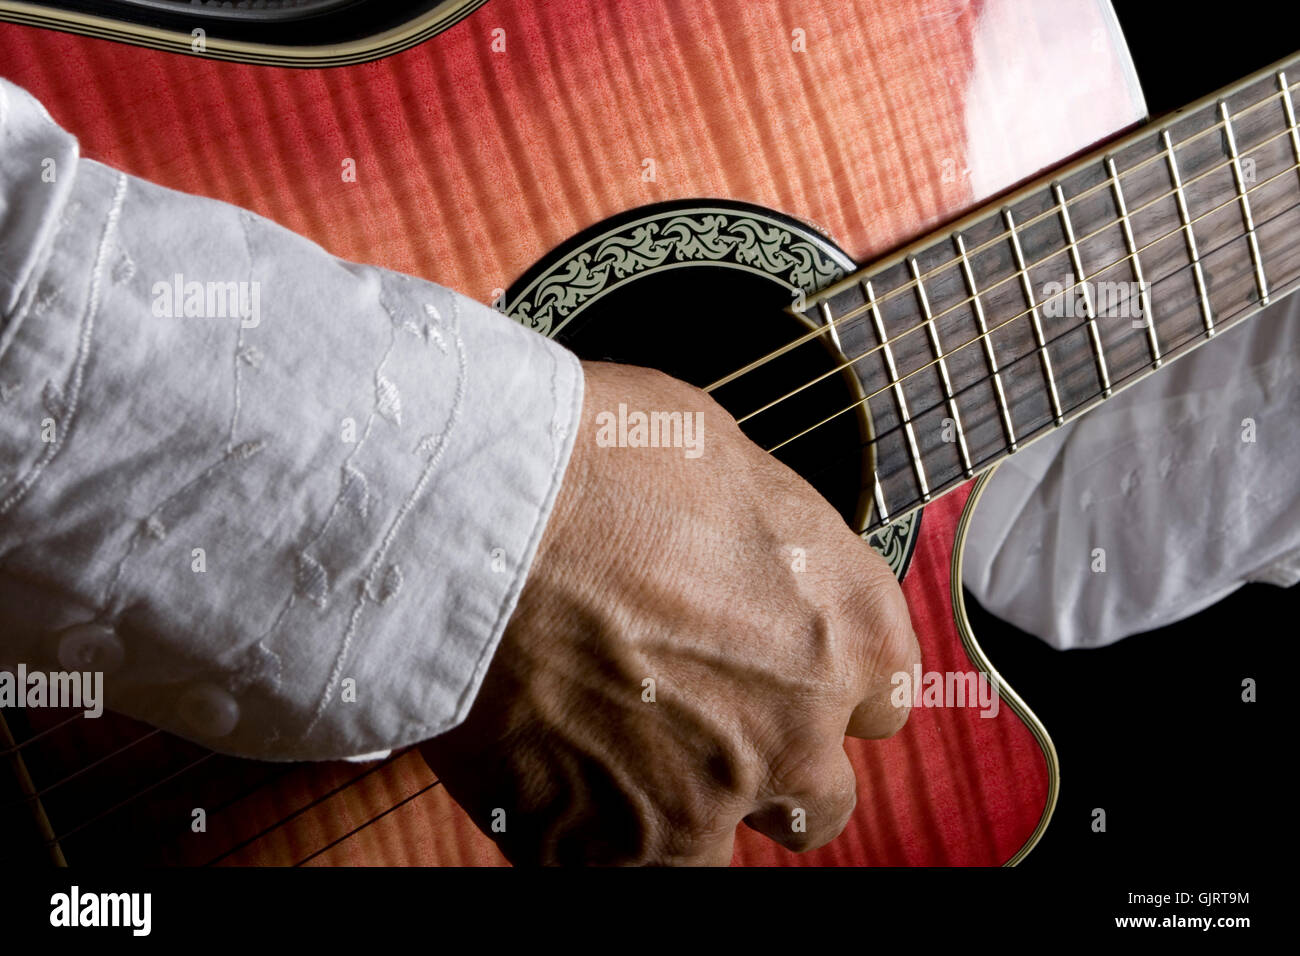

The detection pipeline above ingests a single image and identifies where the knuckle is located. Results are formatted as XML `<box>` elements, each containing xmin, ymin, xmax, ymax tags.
<box><xmin>876</xmin><ymin>689</ymin><xmax>913</xmax><ymax>738</ymax></box>
<box><xmin>760</xmin><ymin>774</ymin><xmax>856</xmax><ymax>854</ymax></box>
<box><xmin>821</xmin><ymin>759</ymin><xmax>859</xmax><ymax>830</ymax></box>
<box><xmin>763</xmin><ymin>731</ymin><xmax>828</xmax><ymax>798</ymax></box>
<box><xmin>749</xmin><ymin>800</ymin><xmax>818</xmax><ymax>853</ymax></box>
<box><xmin>782</xmin><ymin>825</ymin><xmax>819</xmax><ymax>853</ymax></box>
<box><xmin>657</xmin><ymin>799</ymin><xmax>736</xmax><ymax>863</ymax></box>
<box><xmin>835</xmin><ymin>551</ymin><xmax>915</xmax><ymax>659</ymax></box>
<box><xmin>876</xmin><ymin>610</ymin><xmax>920</xmax><ymax>679</ymax></box>
<box><xmin>763</xmin><ymin>727</ymin><xmax>853</xmax><ymax>803</ymax></box>
<box><xmin>656</xmin><ymin>767</ymin><xmax>753</xmax><ymax>860</ymax></box>
<box><xmin>851</xmin><ymin>574</ymin><xmax>918</xmax><ymax>680</ymax></box>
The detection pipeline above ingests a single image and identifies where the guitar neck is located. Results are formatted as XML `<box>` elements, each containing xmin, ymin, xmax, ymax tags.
<box><xmin>797</xmin><ymin>49</ymin><xmax>1300</xmax><ymax>535</ymax></box>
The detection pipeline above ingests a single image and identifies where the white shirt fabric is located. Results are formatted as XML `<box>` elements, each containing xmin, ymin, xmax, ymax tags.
<box><xmin>962</xmin><ymin>296</ymin><xmax>1300</xmax><ymax>649</ymax></box>
<box><xmin>0</xmin><ymin>78</ymin><xmax>583</xmax><ymax>761</ymax></box>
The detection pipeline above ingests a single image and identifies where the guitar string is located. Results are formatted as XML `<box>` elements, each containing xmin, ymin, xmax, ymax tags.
<box><xmin>847</xmin><ymin>76</ymin><xmax>1300</xmax><ymax>317</ymax></box>
<box><xmin>797</xmin><ymin>113</ymin><xmax>1295</xmax><ymax>374</ymax></box>
<box><xmin>705</xmin><ymin>74</ymin><xmax>1300</xmax><ymax>395</ymax></box>
<box><xmin>12</xmin><ymin>67</ymin><xmax>1299</xmax><ymax>860</ymax></box>
<box><xmin>40</xmin><ymin>743</ymin><xmax>409</xmax><ymax>858</ymax></box>
<box><xmin>762</xmin><ymin>157</ymin><xmax>1300</xmax><ymax>456</ymax></box>
<box><xmin>0</xmin><ymin>728</ymin><xmax>160</xmax><ymax>805</ymax></box>
<box><xmin>46</xmin><ymin>752</ymin><xmax>216</xmax><ymax>846</ymax></box>
<box><xmin>0</xmin><ymin>710</ymin><xmax>84</xmax><ymax>756</ymax></box>
<box><xmin>191</xmin><ymin>761</ymin><xmax>298</xmax><ymax>832</ymax></box>
<box><xmin>738</xmin><ymin>121</ymin><xmax>1300</xmax><ymax>428</ymax></box>
<box><xmin>706</xmin><ymin>74</ymin><xmax>1300</xmax><ymax>393</ymax></box>
<box><xmin>9</xmin><ymin>676</ymin><xmax>426</xmax><ymax>859</ymax></box>
<box><xmin>20</xmin><ymin>715</ymin><xmax>416</xmax><ymax>857</ymax></box>
<box><xmin>7</xmin><ymin>711</ymin><xmax>404</xmax><ymax>860</ymax></box>
<box><xmin>292</xmin><ymin>780</ymin><xmax>443</xmax><ymax>867</ymax></box>
<box><xmin>807</xmin><ymin>192</ymin><xmax>1298</xmax><ymax>479</ymax></box>
<box><xmin>201</xmin><ymin>748</ymin><xmax>412</xmax><ymax>866</ymax></box>
<box><xmin>815</xmin><ymin>267</ymin><xmax>1264</xmax><ymax>529</ymax></box>
<box><xmin>796</xmin><ymin>200</ymin><xmax>1300</xmax><ymax>535</ymax></box>
<box><xmin>841</xmin><ymin>270</ymin><xmax>1294</xmax><ymax>539</ymax></box>
<box><xmin>725</xmin><ymin>119</ymin><xmax>1300</xmax><ymax>413</ymax></box>
<box><xmin>14</xmin><ymin>688</ymin><xmax>459</xmax><ymax>864</ymax></box>
<box><xmin>21</xmin><ymin>735</ymin><xmax>287</xmax><ymax>827</ymax></box>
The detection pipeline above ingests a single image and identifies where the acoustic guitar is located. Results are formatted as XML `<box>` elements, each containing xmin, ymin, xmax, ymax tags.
<box><xmin>1</xmin><ymin>0</ymin><xmax>1295</xmax><ymax>866</ymax></box>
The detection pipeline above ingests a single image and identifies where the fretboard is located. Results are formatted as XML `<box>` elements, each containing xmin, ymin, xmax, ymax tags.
<box><xmin>783</xmin><ymin>50</ymin><xmax>1300</xmax><ymax>536</ymax></box>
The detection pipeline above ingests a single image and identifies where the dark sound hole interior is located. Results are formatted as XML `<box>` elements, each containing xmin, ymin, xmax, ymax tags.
<box><xmin>551</xmin><ymin>264</ymin><xmax>866</xmax><ymax>526</ymax></box>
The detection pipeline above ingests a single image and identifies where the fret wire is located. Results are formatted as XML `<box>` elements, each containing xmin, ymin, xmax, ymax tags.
<box><xmin>954</xmin><ymin>232</ymin><xmax>1017</xmax><ymax>451</ymax></box>
<box><xmin>853</xmin><ymin>314</ymin><xmax>1100</xmax><ymax>532</ymax></box>
<box><xmin>827</xmin><ymin>80</ymin><xmax>1300</xmax><ymax>327</ymax></box>
<box><xmin>1106</xmin><ymin>155</ymin><xmax>1161</xmax><ymax>368</ymax></box>
<box><xmin>1219</xmin><ymin>101</ymin><xmax>1271</xmax><ymax>305</ymax></box>
<box><xmin>851</xmin><ymin>290</ymin><xmax>1111</xmax><ymax>528</ymax></box>
<box><xmin>1052</xmin><ymin>182</ymin><xmax>1112</xmax><ymax>396</ymax></box>
<box><xmin>1002</xmin><ymin>207</ymin><xmax>1065</xmax><ymax>425</ymax></box>
<box><xmin>871</xmin><ymin>470</ymin><xmax>890</xmax><ymax>523</ymax></box>
<box><xmin>816</xmin><ymin>299</ymin><xmax>846</xmax><ymax>355</ymax></box>
<box><xmin>862</xmin><ymin>279</ymin><xmax>930</xmax><ymax>499</ymax></box>
<box><xmin>853</xmin><ymin>120</ymin><xmax>1296</xmax><ymax>363</ymax></box>
<box><xmin>816</xmin><ymin>299</ymin><xmax>836</xmax><ymax>351</ymax></box>
<box><xmin>844</xmin><ymin>193</ymin><xmax>1300</xmax><ymax>534</ymax></box>
<box><xmin>859</xmin><ymin>253</ymin><xmax>1300</xmax><ymax>536</ymax></box>
<box><xmin>1279</xmin><ymin>71</ymin><xmax>1300</xmax><ymax>190</ymax></box>
<box><xmin>711</xmin><ymin>107</ymin><xmax>1300</xmax><ymax>397</ymax></box>
<box><xmin>767</xmin><ymin>156</ymin><xmax>1300</xmax><ymax>459</ymax></box>
<box><xmin>1161</xmin><ymin>129</ymin><xmax>1216</xmax><ymax>336</ymax></box>
<box><xmin>909</xmin><ymin>256</ymin><xmax>973</xmax><ymax>477</ymax></box>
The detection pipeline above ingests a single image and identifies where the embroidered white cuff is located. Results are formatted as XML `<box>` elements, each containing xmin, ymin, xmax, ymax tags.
<box><xmin>0</xmin><ymin>78</ymin><xmax>584</xmax><ymax>760</ymax></box>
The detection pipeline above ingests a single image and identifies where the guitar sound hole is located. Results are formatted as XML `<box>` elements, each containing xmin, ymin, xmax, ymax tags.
<box><xmin>549</xmin><ymin>264</ymin><xmax>867</xmax><ymax>527</ymax></box>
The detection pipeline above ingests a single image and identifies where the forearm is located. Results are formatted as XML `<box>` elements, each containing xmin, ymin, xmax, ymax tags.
<box><xmin>0</xmin><ymin>77</ymin><xmax>583</xmax><ymax>761</ymax></box>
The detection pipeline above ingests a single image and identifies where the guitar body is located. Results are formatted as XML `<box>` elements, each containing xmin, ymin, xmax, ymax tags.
<box><xmin>0</xmin><ymin>0</ymin><xmax>1147</xmax><ymax>865</ymax></box>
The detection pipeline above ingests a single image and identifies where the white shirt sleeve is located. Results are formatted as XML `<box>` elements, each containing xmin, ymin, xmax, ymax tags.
<box><xmin>0</xmin><ymin>78</ymin><xmax>583</xmax><ymax>761</ymax></box>
<box><xmin>962</xmin><ymin>294</ymin><xmax>1300</xmax><ymax>649</ymax></box>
